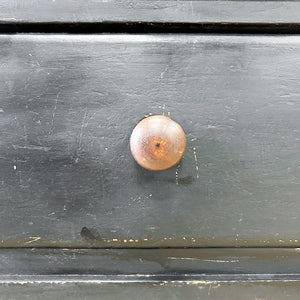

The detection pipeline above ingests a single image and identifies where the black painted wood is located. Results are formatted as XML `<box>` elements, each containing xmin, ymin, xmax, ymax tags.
<box><xmin>2</xmin><ymin>281</ymin><xmax>300</xmax><ymax>300</ymax></box>
<box><xmin>1</xmin><ymin>34</ymin><xmax>300</xmax><ymax>248</ymax></box>
<box><xmin>1</xmin><ymin>248</ymin><xmax>300</xmax><ymax>299</ymax></box>
<box><xmin>1</xmin><ymin>0</ymin><xmax>300</xmax><ymax>24</ymax></box>
<box><xmin>0</xmin><ymin>248</ymin><xmax>300</xmax><ymax>276</ymax></box>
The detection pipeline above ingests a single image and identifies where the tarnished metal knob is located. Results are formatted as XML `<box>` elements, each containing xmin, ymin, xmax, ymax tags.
<box><xmin>130</xmin><ymin>115</ymin><xmax>186</xmax><ymax>171</ymax></box>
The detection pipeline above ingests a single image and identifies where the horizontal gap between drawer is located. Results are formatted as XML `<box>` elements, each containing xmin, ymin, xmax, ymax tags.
<box><xmin>1</xmin><ymin>22</ymin><xmax>300</xmax><ymax>34</ymax></box>
<box><xmin>1</xmin><ymin>245</ymin><xmax>300</xmax><ymax>249</ymax></box>
<box><xmin>1</xmin><ymin>246</ymin><xmax>300</xmax><ymax>249</ymax></box>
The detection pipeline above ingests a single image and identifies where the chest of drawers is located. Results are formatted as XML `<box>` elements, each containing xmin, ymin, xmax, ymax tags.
<box><xmin>1</xmin><ymin>1</ymin><xmax>300</xmax><ymax>299</ymax></box>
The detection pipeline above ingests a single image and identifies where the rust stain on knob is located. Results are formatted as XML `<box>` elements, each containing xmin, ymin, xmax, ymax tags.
<box><xmin>130</xmin><ymin>115</ymin><xmax>186</xmax><ymax>171</ymax></box>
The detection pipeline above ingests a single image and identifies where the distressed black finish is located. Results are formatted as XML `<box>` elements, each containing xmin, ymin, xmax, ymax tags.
<box><xmin>0</xmin><ymin>248</ymin><xmax>300</xmax><ymax>299</ymax></box>
<box><xmin>1</xmin><ymin>34</ymin><xmax>300</xmax><ymax>248</ymax></box>
<box><xmin>1</xmin><ymin>0</ymin><xmax>300</xmax><ymax>24</ymax></box>
<box><xmin>0</xmin><ymin>248</ymin><xmax>300</xmax><ymax>277</ymax></box>
<box><xmin>1</xmin><ymin>281</ymin><xmax>300</xmax><ymax>300</ymax></box>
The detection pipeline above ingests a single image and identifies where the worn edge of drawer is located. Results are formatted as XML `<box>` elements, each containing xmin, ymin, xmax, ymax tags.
<box><xmin>0</xmin><ymin>248</ymin><xmax>300</xmax><ymax>282</ymax></box>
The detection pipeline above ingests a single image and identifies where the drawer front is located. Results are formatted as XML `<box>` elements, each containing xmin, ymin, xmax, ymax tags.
<box><xmin>1</xmin><ymin>34</ymin><xmax>300</xmax><ymax>247</ymax></box>
<box><xmin>0</xmin><ymin>281</ymin><xmax>299</xmax><ymax>300</ymax></box>
<box><xmin>1</xmin><ymin>0</ymin><xmax>300</xmax><ymax>24</ymax></box>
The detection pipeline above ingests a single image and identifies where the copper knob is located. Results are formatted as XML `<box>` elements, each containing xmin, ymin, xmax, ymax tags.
<box><xmin>130</xmin><ymin>115</ymin><xmax>186</xmax><ymax>171</ymax></box>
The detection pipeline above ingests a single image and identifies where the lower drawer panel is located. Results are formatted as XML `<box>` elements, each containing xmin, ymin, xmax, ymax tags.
<box><xmin>1</xmin><ymin>281</ymin><xmax>298</xmax><ymax>300</ymax></box>
<box><xmin>0</xmin><ymin>34</ymin><xmax>300</xmax><ymax>247</ymax></box>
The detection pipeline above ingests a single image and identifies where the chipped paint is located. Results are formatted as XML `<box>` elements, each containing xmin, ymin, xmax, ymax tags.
<box><xmin>168</xmin><ymin>257</ymin><xmax>202</xmax><ymax>261</ymax></box>
<box><xmin>192</xmin><ymin>146</ymin><xmax>199</xmax><ymax>179</ymax></box>
<box><xmin>175</xmin><ymin>164</ymin><xmax>180</xmax><ymax>185</ymax></box>
<box><xmin>161</xmin><ymin>104</ymin><xmax>165</xmax><ymax>116</ymax></box>
<box><xmin>25</xmin><ymin>237</ymin><xmax>41</xmax><ymax>244</ymax></box>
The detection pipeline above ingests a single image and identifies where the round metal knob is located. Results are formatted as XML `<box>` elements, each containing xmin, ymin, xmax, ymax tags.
<box><xmin>130</xmin><ymin>115</ymin><xmax>186</xmax><ymax>171</ymax></box>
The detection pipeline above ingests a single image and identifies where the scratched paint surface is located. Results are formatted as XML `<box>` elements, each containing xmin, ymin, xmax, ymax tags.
<box><xmin>1</xmin><ymin>0</ymin><xmax>300</xmax><ymax>23</ymax></box>
<box><xmin>0</xmin><ymin>35</ymin><xmax>300</xmax><ymax>247</ymax></box>
<box><xmin>1</xmin><ymin>248</ymin><xmax>300</xmax><ymax>275</ymax></box>
<box><xmin>1</xmin><ymin>281</ymin><xmax>300</xmax><ymax>300</ymax></box>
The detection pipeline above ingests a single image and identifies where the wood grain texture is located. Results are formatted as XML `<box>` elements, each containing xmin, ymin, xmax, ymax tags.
<box><xmin>1</xmin><ymin>34</ymin><xmax>300</xmax><ymax>247</ymax></box>
<box><xmin>1</xmin><ymin>0</ymin><xmax>300</xmax><ymax>24</ymax></box>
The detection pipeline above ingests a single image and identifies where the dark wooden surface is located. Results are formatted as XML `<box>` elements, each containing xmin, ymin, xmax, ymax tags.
<box><xmin>1</xmin><ymin>34</ymin><xmax>300</xmax><ymax>248</ymax></box>
<box><xmin>0</xmin><ymin>248</ymin><xmax>300</xmax><ymax>276</ymax></box>
<box><xmin>1</xmin><ymin>0</ymin><xmax>300</xmax><ymax>24</ymax></box>
<box><xmin>2</xmin><ymin>281</ymin><xmax>300</xmax><ymax>300</ymax></box>
<box><xmin>0</xmin><ymin>248</ymin><xmax>299</xmax><ymax>299</ymax></box>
